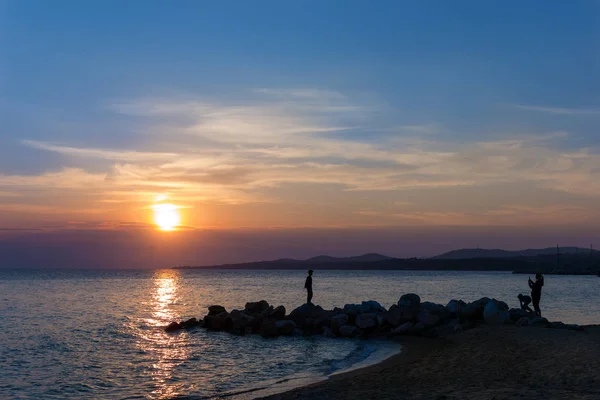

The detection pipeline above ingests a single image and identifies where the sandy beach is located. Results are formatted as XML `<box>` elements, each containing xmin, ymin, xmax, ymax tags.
<box><xmin>261</xmin><ymin>325</ymin><xmax>600</xmax><ymax>400</ymax></box>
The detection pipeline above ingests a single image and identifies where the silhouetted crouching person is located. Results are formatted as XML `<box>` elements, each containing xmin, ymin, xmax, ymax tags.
<box><xmin>528</xmin><ymin>273</ymin><xmax>544</xmax><ymax>317</ymax></box>
<box><xmin>518</xmin><ymin>293</ymin><xmax>533</xmax><ymax>313</ymax></box>
<box><xmin>305</xmin><ymin>270</ymin><xmax>313</xmax><ymax>304</ymax></box>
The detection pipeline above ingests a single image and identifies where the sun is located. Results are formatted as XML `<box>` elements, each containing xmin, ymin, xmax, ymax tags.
<box><xmin>152</xmin><ymin>204</ymin><xmax>181</xmax><ymax>231</ymax></box>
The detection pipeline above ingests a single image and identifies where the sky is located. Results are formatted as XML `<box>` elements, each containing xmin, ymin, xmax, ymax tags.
<box><xmin>1</xmin><ymin>1</ymin><xmax>599</xmax><ymax>266</ymax></box>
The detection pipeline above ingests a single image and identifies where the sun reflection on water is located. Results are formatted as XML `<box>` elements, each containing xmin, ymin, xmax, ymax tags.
<box><xmin>135</xmin><ymin>270</ymin><xmax>192</xmax><ymax>399</ymax></box>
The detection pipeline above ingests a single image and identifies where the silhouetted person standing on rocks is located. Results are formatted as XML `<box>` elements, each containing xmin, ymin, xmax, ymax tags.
<box><xmin>305</xmin><ymin>270</ymin><xmax>313</xmax><ymax>304</ymax></box>
<box><xmin>518</xmin><ymin>293</ymin><xmax>533</xmax><ymax>313</ymax></box>
<box><xmin>528</xmin><ymin>273</ymin><xmax>544</xmax><ymax>317</ymax></box>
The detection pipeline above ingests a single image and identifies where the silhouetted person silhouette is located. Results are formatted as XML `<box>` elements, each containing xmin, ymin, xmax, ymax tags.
<box><xmin>518</xmin><ymin>293</ymin><xmax>533</xmax><ymax>313</ymax></box>
<box><xmin>305</xmin><ymin>270</ymin><xmax>313</xmax><ymax>304</ymax></box>
<box><xmin>528</xmin><ymin>273</ymin><xmax>544</xmax><ymax>316</ymax></box>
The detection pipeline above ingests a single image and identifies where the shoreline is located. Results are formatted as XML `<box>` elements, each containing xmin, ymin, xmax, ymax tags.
<box><xmin>258</xmin><ymin>325</ymin><xmax>600</xmax><ymax>400</ymax></box>
<box><xmin>227</xmin><ymin>339</ymin><xmax>403</xmax><ymax>400</ymax></box>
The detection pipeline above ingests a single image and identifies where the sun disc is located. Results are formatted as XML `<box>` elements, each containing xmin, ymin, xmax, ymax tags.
<box><xmin>152</xmin><ymin>204</ymin><xmax>181</xmax><ymax>231</ymax></box>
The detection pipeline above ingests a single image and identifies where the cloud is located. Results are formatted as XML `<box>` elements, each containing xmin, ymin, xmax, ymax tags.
<box><xmin>22</xmin><ymin>140</ymin><xmax>177</xmax><ymax>161</ymax></box>
<box><xmin>5</xmin><ymin>88</ymin><xmax>600</xmax><ymax>228</ymax></box>
<box><xmin>514</xmin><ymin>104</ymin><xmax>600</xmax><ymax>116</ymax></box>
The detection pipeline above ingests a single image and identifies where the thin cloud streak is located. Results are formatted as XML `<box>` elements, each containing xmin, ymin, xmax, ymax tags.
<box><xmin>514</xmin><ymin>104</ymin><xmax>600</xmax><ymax>116</ymax></box>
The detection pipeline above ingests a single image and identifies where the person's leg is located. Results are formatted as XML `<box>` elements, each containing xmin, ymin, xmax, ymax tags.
<box><xmin>532</xmin><ymin>296</ymin><xmax>541</xmax><ymax>316</ymax></box>
<box><xmin>307</xmin><ymin>289</ymin><xmax>313</xmax><ymax>304</ymax></box>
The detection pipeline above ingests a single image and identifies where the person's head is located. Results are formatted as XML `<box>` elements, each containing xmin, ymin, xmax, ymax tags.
<box><xmin>308</xmin><ymin>269</ymin><xmax>313</xmax><ymax>276</ymax></box>
<box><xmin>536</xmin><ymin>273</ymin><xmax>543</xmax><ymax>280</ymax></box>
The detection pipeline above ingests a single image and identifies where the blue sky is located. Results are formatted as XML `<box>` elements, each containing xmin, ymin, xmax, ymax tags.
<box><xmin>1</xmin><ymin>1</ymin><xmax>600</xmax><ymax>258</ymax></box>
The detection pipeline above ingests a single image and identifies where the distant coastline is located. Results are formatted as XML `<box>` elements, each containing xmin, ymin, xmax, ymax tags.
<box><xmin>175</xmin><ymin>247</ymin><xmax>600</xmax><ymax>276</ymax></box>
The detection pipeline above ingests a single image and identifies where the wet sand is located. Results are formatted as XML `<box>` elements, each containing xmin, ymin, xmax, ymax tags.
<box><xmin>260</xmin><ymin>325</ymin><xmax>600</xmax><ymax>400</ymax></box>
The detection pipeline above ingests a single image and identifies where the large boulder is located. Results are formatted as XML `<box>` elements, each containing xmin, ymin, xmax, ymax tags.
<box><xmin>208</xmin><ymin>305</ymin><xmax>226</xmax><ymax>316</ymax></box>
<box><xmin>483</xmin><ymin>299</ymin><xmax>510</xmax><ymax>325</ymax></box>
<box><xmin>245</xmin><ymin>300</ymin><xmax>271</xmax><ymax>315</ymax></box>
<box><xmin>458</xmin><ymin>297</ymin><xmax>490</xmax><ymax>321</ymax></box>
<box><xmin>331</xmin><ymin>314</ymin><xmax>349</xmax><ymax>334</ymax></box>
<box><xmin>338</xmin><ymin>325</ymin><xmax>358</xmax><ymax>338</ymax></box>
<box><xmin>228</xmin><ymin>310</ymin><xmax>254</xmax><ymax>331</ymax></box>
<box><xmin>509</xmin><ymin>308</ymin><xmax>534</xmax><ymax>322</ymax></box>
<box><xmin>275</xmin><ymin>320</ymin><xmax>297</xmax><ymax>336</ymax></box>
<box><xmin>386</xmin><ymin>304</ymin><xmax>411</xmax><ymax>327</ymax></box>
<box><xmin>516</xmin><ymin>317</ymin><xmax>530</xmax><ymax>327</ymax></box>
<box><xmin>268</xmin><ymin>305</ymin><xmax>286</xmax><ymax>320</ymax></box>
<box><xmin>289</xmin><ymin>303</ymin><xmax>325</xmax><ymax>325</ymax></box>
<box><xmin>398</xmin><ymin>293</ymin><xmax>421</xmax><ymax>309</ymax></box>
<box><xmin>420</xmin><ymin>302</ymin><xmax>450</xmax><ymax>321</ymax></box>
<box><xmin>411</xmin><ymin>322</ymin><xmax>426</xmax><ymax>335</ymax></box>
<box><xmin>259</xmin><ymin>319</ymin><xmax>279</xmax><ymax>338</ymax></box>
<box><xmin>396</xmin><ymin>293</ymin><xmax>421</xmax><ymax>321</ymax></box>
<box><xmin>342</xmin><ymin>304</ymin><xmax>363</xmax><ymax>318</ymax></box>
<box><xmin>417</xmin><ymin>310</ymin><xmax>441</xmax><ymax>328</ymax></box>
<box><xmin>204</xmin><ymin>312</ymin><xmax>231</xmax><ymax>330</ymax></box>
<box><xmin>446</xmin><ymin>299</ymin><xmax>466</xmax><ymax>314</ymax></box>
<box><xmin>361</xmin><ymin>300</ymin><xmax>386</xmax><ymax>314</ymax></box>
<box><xmin>355</xmin><ymin>313</ymin><xmax>378</xmax><ymax>330</ymax></box>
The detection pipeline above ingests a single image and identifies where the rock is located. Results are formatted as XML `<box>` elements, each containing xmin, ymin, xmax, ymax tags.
<box><xmin>446</xmin><ymin>299</ymin><xmax>466</xmax><ymax>314</ymax></box>
<box><xmin>395</xmin><ymin>293</ymin><xmax>421</xmax><ymax>322</ymax></box>
<box><xmin>483</xmin><ymin>299</ymin><xmax>510</xmax><ymax>325</ymax></box>
<box><xmin>530</xmin><ymin>317</ymin><xmax>550</xmax><ymax>328</ymax></box>
<box><xmin>458</xmin><ymin>297</ymin><xmax>490</xmax><ymax>321</ymax></box>
<box><xmin>392</xmin><ymin>322</ymin><xmax>413</xmax><ymax>335</ymax></box>
<box><xmin>293</xmin><ymin>328</ymin><xmax>304</xmax><ymax>336</ymax></box>
<box><xmin>417</xmin><ymin>310</ymin><xmax>441</xmax><ymax>328</ymax></box>
<box><xmin>355</xmin><ymin>313</ymin><xmax>378</xmax><ymax>329</ymax></box>
<box><xmin>361</xmin><ymin>300</ymin><xmax>386</xmax><ymax>313</ymax></box>
<box><xmin>567</xmin><ymin>324</ymin><xmax>583</xmax><ymax>331</ymax></box>
<box><xmin>259</xmin><ymin>319</ymin><xmax>279</xmax><ymax>338</ymax></box>
<box><xmin>245</xmin><ymin>300</ymin><xmax>270</xmax><ymax>315</ymax></box>
<box><xmin>509</xmin><ymin>308</ymin><xmax>535</xmax><ymax>322</ymax></box>
<box><xmin>338</xmin><ymin>325</ymin><xmax>358</xmax><ymax>338</ymax></box>
<box><xmin>208</xmin><ymin>305</ymin><xmax>226</xmax><ymax>316</ymax></box>
<box><xmin>421</xmin><ymin>302</ymin><xmax>449</xmax><ymax>319</ymax></box>
<box><xmin>268</xmin><ymin>305</ymin><xmax>286</xmax><ymax>320</ymax></box>
<box><xmin>398</xmin><ymin>293</ymin><xmax>421</xmax><ymax>309</ymax></box>
<box><xmin>228</xmin><ymin>310</ymin><xmax>254</xmax><ymax>331</ymax></box>
<box><xmin>289</xmin><ymin>303</ymin><xmax>325</xmax><ymax>326</ymax></box>
<box><xmin>385</xmin><ymin>304</ymin><xmax>415</xmax><ymax>327</ymax></box>
<box><xmin>343</xmin><ymin>304</ymin><xmax>363</xmax><ymax>317</ymax></box>
<box><xmin>165</xmin><ymin>322</ymin><xmax>181</xmax><ymax>332</ymax></box>
<box><xmin>275</xmin><ymin>320</ymin><xmax>296</xmax><ymax>336</ymax></box>
<box><xmin>331</xmin><ymin>314</ymin><xmax>349</xmax><ymax>334</ymax></box>
<box><xmin>204</xmin><ymin>312</ymin><xmax>231</xmax><ymax>330</ymax></box>
<box><xmin>180</xmin><ymin>317</ymin><xmax>199</xmax><ymax>329</ymax></box>
<box><xmin>516</xmin><ymin>317</ymin><xmax>530</xmax><ymax>327</ymax></box>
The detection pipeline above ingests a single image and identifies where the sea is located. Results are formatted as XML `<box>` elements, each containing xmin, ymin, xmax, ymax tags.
<box><xmin>1</xmin><ymin>269</ymin><xmax>599</xmax><ymax>399</ymax></box>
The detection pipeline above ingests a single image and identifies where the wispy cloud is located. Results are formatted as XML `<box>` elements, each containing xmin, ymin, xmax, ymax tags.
<box><xmin>22</xmin><ymin>140</ymin><xmax>177</xmax><ymax>162</ymax></box>
<box><xmin>4</xmin><ymin>88</ymin><xmax>600</xmax><ymax>228</ymax></box>
<box><xmin>514</xmin><ymin>104</ymin><xmax>600</xmax><ymax>115</ymax></box>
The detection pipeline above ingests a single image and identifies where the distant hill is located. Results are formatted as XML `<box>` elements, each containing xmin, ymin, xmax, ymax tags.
<box><xmin>433</xmin><ymin>247</ymin><xmax>598</xmax><ymax>260</ymax></box>
<box><xmin>305</xmin><ymin>253</ymin><xmax>392</xmax><ymax>263</ymax></box>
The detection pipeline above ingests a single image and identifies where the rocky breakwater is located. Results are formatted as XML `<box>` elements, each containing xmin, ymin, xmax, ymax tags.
<box><xmin>164</xmin><ymin>294</ymin><xmax>584</xmax><ymax>338</ymax></box>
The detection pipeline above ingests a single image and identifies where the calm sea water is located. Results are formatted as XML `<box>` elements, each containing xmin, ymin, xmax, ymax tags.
<box><xmin>1</xmin><ymin>269</ymin><xmax>599</xmax><ymax>399</ymax></box>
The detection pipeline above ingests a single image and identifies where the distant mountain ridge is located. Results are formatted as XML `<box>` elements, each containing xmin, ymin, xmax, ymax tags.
<box><xmin>433</xmin><ymin>246</ymin><xmax>598</xmax><ymax>260</ymax></box>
